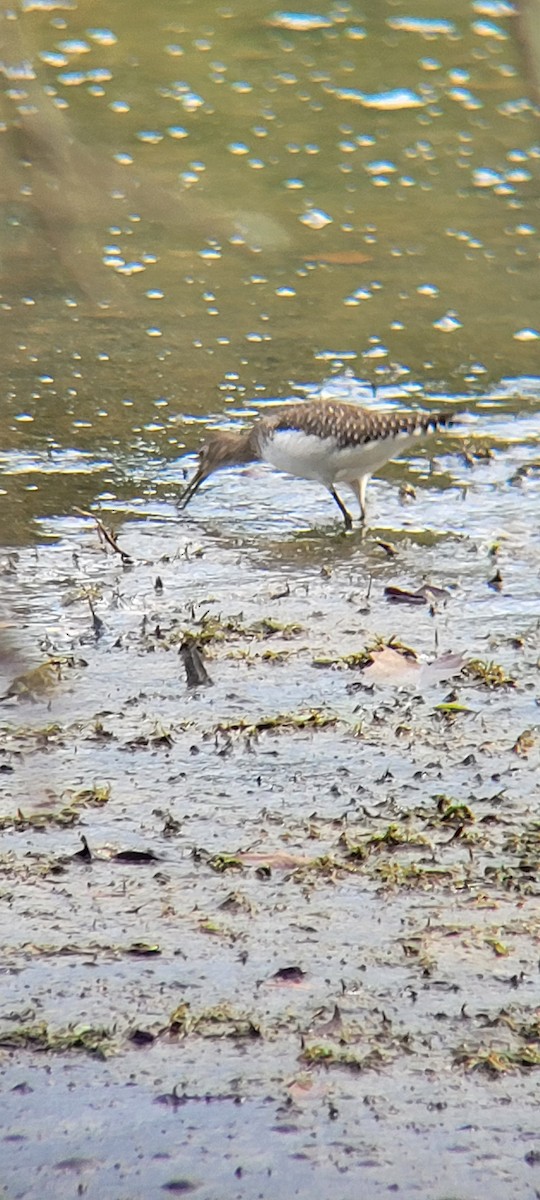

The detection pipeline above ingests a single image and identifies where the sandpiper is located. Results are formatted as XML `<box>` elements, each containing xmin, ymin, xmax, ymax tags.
<box><xmin>179</xmin><ymin>399</ymin><xmax>455</xmax><ymax>529</ymax></box>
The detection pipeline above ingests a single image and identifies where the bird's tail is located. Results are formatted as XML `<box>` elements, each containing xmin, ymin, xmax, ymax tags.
<box><xmin>418</xmin><ymin>411</ymin><xmax>458</xmax><ymax>434</ymax></box>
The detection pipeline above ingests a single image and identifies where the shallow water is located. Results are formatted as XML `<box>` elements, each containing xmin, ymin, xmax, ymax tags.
<box><xmin>1</xmin><ymin>2</ymin><xmax>540</xmax><ymax>1198</ymax></box>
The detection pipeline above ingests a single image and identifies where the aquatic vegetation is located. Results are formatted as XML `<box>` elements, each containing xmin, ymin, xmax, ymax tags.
<box><xmin>0</xmin><ymin>1022</ymin><xmax>115</xmax><ymax>1058</ymax></box>
<box><xmin>463</xmin><ymin>659</ymin><xmax>516</xmax><ymax>688</ymax></box>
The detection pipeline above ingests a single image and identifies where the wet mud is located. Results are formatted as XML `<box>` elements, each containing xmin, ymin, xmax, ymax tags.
<box><xmin>1</xmin><ymin>401</ymin><xmax>540</xmax><ymax>1198</ymax></box>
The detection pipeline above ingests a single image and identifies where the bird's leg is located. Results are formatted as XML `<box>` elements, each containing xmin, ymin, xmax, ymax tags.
<box><xmin>329</xmin><ymin>487</ymin><xmax>353</xmax><ymax>531</ymax></box>
<box><xmin>350</xmin><ymin>477</ymin><xmax>369</xmax><ymax>524</ymax></box>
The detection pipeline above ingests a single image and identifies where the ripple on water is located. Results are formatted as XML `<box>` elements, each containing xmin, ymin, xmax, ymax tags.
<box><xmin>0</xmin><ymin>450</ymin><xmax>113</xmax><ymax>475</ymax></box>
<box><xmin>267</xmin><ymin>12</ymin><xmax>335</xmax><ymax>31</ymax></box>
<box><xmin>20</xmin><ymin>0</ymin><xmax>68</xmax><ymax>7</ymax></box>
<box><xmin>513</xmin><ymin>329</ymin><xmax>539</xmax><ymax>342</ymax></box>
<box><xmin>433</xmin><ymin>313</ymin><xmax>463</xmax><ymax>333</ymax></box>
<box><xmin>365</xmin><ymin>160</ymin><xmax>397</xmax><ymax>175</ymax></box>
<box><xmin>472</xmin><ymin>0</ymin><xmax>516</xmax><ymax>11</ymax></box>
<box><xmin>387</xmin><ymin>17</ymin><xmax>457</xmax><ymax>34</ymax></box>
<box><xmin>39</xmin><ymin>51</ymin><xmax>68</xmax><ymax>66</ymax></box>
<box><xmin>333</xmin><ymin>87</ymin><xmax>426</xmax><ymax>109</ymax></box>
<box><xmin>136</xmin><ymin>130</ymin><xmax>164</xmax><ymax>144</ymax></box>
<box><xmin>472</xmin><ymin>18</ymin><xmax>509</xmax><ymax>38</ymax></box>
<box><xmin>299</xmin><ymin>208</ymin><xmax>332</xmax><ymax>228</ymax></box>
<box><xmin>86</xmin><ymin>28</ymin><xmax>118</xmax><ymax>46</ymax></box>
<box><xmin>448</xmin><ymin>87</ymin><xmax>483</xmax><ymax>110</ymax></box>
<box><xmin>57</xmin><ymin>70</ymin><xmax>86</xmax><ymax>85</ymax></box>
<box><xmin>56</xmin><ymin>38</ymin><xmax>91</xmax><ymax>54</ymax></box>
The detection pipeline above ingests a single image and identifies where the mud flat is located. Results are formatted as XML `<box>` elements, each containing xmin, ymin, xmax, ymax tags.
<box><xmin>1</xmin><ymin>434</ymin><xmax>539</xmax><ymax>1198</ymax></box>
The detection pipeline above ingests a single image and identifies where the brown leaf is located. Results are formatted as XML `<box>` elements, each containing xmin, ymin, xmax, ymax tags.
<box><xmin>384</xmin><ymin>586</ymin><xmax>428</xmax><ymax>606</ymax></box>
<box><xmin>384</xmin><ymin>583</ymin><xmax>449</xmax><ymax>605</ymax></box>
<box><xmin>268</xmin><ymin>966</ymin><xmax>306</xmax><ymax>986</ymax></box>
<box><xmin>114</xmin><ymin>849</ymin><xmax>161</xmax><ymax>863</ymax></box>
<box><xmin>364</xmin><ymin>648</ymin><xmax>464</xmax><ymax>690</ymax></box>
<box><xmin>363</xmin><ymin>647</ymin><xmax>420</xmax><ymax>686</ymax></box>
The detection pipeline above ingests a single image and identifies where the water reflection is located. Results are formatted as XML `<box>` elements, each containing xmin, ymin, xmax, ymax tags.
<box><xmin>0</xmin><ymin>0</ymin><xmax>538</xmax><ymax>546</ymax></box>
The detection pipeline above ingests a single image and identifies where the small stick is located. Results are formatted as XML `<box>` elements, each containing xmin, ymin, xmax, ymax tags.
<box><xmin>74</xmin><ymin>507</ymin><xmax>133</xmax><ymax>564</ymax></box>
<box><xmin>87</xmin><ymin>595</ymin><xmax>105</xmax><ymax>638</ymax></box>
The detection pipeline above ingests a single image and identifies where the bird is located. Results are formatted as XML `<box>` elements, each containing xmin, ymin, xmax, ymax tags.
<box><xmin>179</xmin><ymin>399</ymin><xmax>455</xmax><ymax>529</ymax></box>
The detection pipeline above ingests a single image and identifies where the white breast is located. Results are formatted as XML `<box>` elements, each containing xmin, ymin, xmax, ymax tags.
<box><xmin>261</xmin><ymin>428</ymin><xmax>417</xmax><ymax>485</ymax></box>
<box><xmin>333</xmin><ymin>432</ymin><xmax>417</xmax><ymax>481</ymax></box>
<box><xmin>261</xmin><ymin>430</ymin><xmax>341</xmax><ymax>483</ymax></box>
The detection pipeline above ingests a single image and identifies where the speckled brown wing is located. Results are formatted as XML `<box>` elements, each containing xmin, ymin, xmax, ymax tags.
<box><xmin>257</xmin><ymin>400</ymin><xmax>454</xmax><ymax>450</ymax></box>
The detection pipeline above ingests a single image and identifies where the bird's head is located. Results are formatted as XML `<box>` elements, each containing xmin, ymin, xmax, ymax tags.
<box><xmin>179</xmin><ymin>427</ymin><xmax>253</xmax><ymax>509</ymax></box>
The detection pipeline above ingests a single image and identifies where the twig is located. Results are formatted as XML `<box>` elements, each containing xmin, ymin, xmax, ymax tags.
<box><xmin>74</xmin><ymin>507</ymin><xmax>133</xmax><ymax>564</ymax></box>
<box><xmin>87</xmin><ymin>595</ymin><xmax>105</xmax><ymax>638</ymax></box>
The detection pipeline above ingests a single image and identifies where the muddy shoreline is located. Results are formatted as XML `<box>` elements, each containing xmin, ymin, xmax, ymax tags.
<box><xmin>1</xmin><ymin>427</ymin><xmax>539</xmax><ymax>1197</ymax></box>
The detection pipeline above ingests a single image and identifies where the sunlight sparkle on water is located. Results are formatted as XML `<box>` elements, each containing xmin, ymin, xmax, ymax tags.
<box><xmin>268</xmin><ymin>12</ymin><xmax>334</xmax><ymax>30</ymax></box>
<box><xmin>472</xmin><ymin>19</ymin><xmax>509</xmax><ymax>38</ymax></box>
<box><xmin>299</xmin><ymin>208</ymin><xmax>332</xmax><ymax>228</ymax></box>
<box><xmin>86</xmin><ymin>28</ymin><xmax>117</xmax><ymax>46</ymax></box>
<box><xmin>513</xmin><ymin>329</ymin><xmax>539</xmax><ymax>341</ymax></box>
<box><xmin>473</xmin><ymin>168</ymin><xmax>504</xmax><ymax>187</ymax></box>
<box><xmin>387</xmin><ymin>17</ymin><xmax>456</xmax><ymax>34</ymax></box>
<box><xmin>333</xmin><ymin>87</ymin><xmax>426</xmax><ymax>109</ymax></box>
<box><xmin>433</xmin><ymin>313</ymin><xmax>463</xmax><ymax>332</ymax></box>
<box><xmin>472</xmin><ymin>0</ymin><xmax>515</xmax><ymax>11</ymax></box>
<box><xmin>39</xmin><ymin>51</ymin><xmax>68</xmax><ymax>66</ymax></box>
<box><xmin>137</xmin><ymin>131</ymin><xmax>163</xmax><ymax>144</ymax></box>
<box><xmin>365</xmin><ymin>160</ymin><xmax>397</xmax><ymax>175</ymax></box>
<box><xmin>56</xmin><ymin>38</ymin><xmax>90</xmax><ymax>54</ymax></box>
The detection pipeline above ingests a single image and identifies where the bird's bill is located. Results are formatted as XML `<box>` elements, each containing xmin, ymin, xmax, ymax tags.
<box><xmin>178</xmin><ymin>463</ymin><xmax>207</xmax><ymax>509</ymax></box>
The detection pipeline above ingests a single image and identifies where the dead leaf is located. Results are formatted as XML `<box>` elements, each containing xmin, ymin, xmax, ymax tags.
<box><xmin>363</xmin><ymin>648</ymin><xmax>464</xmax><ymax>690</ymax></box>
<box><xmin>384</xmin><ymin>586</ymin><xmax>428</xmax><ymax>606</ymax></box>
<box><xmin>114</xmin><ymin>849</ymin><xmax>161</xmax><ymax>863</ymax></box>
<box><xmin>362</xmin><ymin>647</ymin><xmax>420</xmax><ymax>686</ymax></box>
<box><xmin>384</xmin><ymin>584</ymin><xmax>449</xmax><ymax>605</ymax></box>
<box><xmin>128</xmin><ymin>1028</ymin><xmax>156</xmax><ymax>1045</ymax></box>
<box><xmin>419</xmin><ymin>653</ymin><xmax>465</xmax><ymax>689</ymax></box>
<box><xmin>267</xmin><ymin>966</ymin><xmax>306</xmax><ymax>986</ymax></box>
